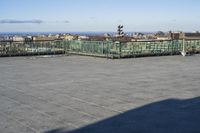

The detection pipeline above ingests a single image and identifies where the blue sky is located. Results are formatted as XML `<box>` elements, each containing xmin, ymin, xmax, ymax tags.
<box><xmin>0</xmin><ymin>0</ymin><xmax>200</xmax><ymax>32</ymax></box>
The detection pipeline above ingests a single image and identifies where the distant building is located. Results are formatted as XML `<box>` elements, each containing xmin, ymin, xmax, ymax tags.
<box><xmin>32</xmin><ymin>35</ymin><xmax>60</xmax><ymax>41</ymax></box>
<box><xmin>104</xmin><ymin>33</ymin><xmax>111</xmax><ymax>38</ymax></box>
<box><xmin>154</xmin><ymin>31</ymin><xmax>171</xmax><ymax>40</ymax></box>
<box><xmin>184</xmin><ymin>33</ymin><xmax>200</xmax><ymax>40</ymax></box>
<box><xmin>133</xmin><ymin>32</ymin><xmax>145</xmax><ymax>40</ymax></box>
<box><xmin>156</xmin><ymin>36</ymin><xmax>170</xmax><ymax>40</ymax></box>
<box><xmin>0</xmin><ymin>36</ymin><xmax>9</xmax><ymax>41</ymax></box>
<box><xmin>170</xmin><ymin>32</ymin><xmax>200</xmax><ymax>40</ymax></box>
<box><xmin>170</xmin><ymin>32</ymin><xmax>181</xmax><ymax>40</ymax></box>
<box><xmin>60</xmin><ymin>34</ymin><xmax>76</xmax><ymax>40</ymax></box>
<box><xmin>78</xmin><ymin>36</ymin><xmax>89</xmax><ymax>40</ymax></box>
<box><xmin>12</xmin><ymin>36</ymin><xmax>25</xmax><ymax>42</ymax></box>
<box><xmin>24</xmin><ymin>36</ymin><xmax>33</xmax><ymax>42</ymax></box>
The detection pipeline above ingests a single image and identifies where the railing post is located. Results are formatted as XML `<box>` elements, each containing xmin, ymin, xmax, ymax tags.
<box><xmin>102</xmin><ymin>42</ymin><xmax>104</xmax><ymax>55</ymax></box>
<box><xmin>119</xmin><ymin>41</ymin><xmax>122</xmax><ymax>58</ymax></box>
<box><xmin>181</xmin><ymin>38</ymin><xmax>186</xmax><ymax>56</ymax></box>
<box><xmin>9</xmin><ymin>41</ymin><xmax>11</xmax><ymax>57</ymax></box>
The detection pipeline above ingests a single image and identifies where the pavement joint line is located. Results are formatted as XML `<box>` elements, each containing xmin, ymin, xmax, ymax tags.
<box><xmin>54</xmin><ymin>87</ymin><xmax>165</xmax><ymax>108</ymax></box>
<box><xmin>29</xmin><ymin>79</ymin><xmax>133</xmax><ymax>100</ymax></box>
<box><xmin>38</xmin><ymin>87</ymin><xmax>124</xmax><ymax>114</ymax></box>
<box><xmin>69</xmin><ymin>95</ymin><xmax>124</xmax><ymax>114</ymax></box>
<box><xmin>0</xmin><ymin>94</ymin><xmax>57</xmax><ymax>118</ymax></box>
<box><xmin>0</xmin><ymin>94</ymin><xmax>82</xmax><ymax>129</ymax></box>
<box><xmin>1</xmin><ymin>87</ymin><xmax>98</xmax><ymax>122</ymax></box>
<box><xmin>38</xmin><ymin>86</ymin><xmax>125</xmax><ymax>114</ymax></box>
<box><xmin>1</xmin><ymin>79</ymin><xmax>153</xmax><ymax>112</ymax></box>
<box><xmin>21</xmin><ymin>84</ymin><xmax>125</xmax><ymax>114</ymax></box>
<box><xmin>10</xmin><ymin>84</ymin><xmax>168</xmax><ymax>114</ymax></box>
<box><xmin>0</xmin><ymin>111</ymin><xmax>39</xmax><ymax>133</ymax></box>
<box><xmin>2</xmin><ymin>79</ymin><xmax>155</xmax><ymax>105</ymax></box>
<box><xmin>35</xmin><ymin>83</ymin><xmax>141</xmax><ymax>104</ymax></box>
<box><xmin>1</xmin><ymin>89</ymin><xmax>95</xmax><ymax>125</ymax></box>
<box><xmin>11</xmin><ymin>84</ymin><xmax>124</xmax><ymax>114</ymax></box>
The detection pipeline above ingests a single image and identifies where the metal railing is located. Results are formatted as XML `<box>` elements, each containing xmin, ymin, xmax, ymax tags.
<box><xmin>1</xmin><ymin>40</ymin><xmax>200</xmax><ymax>58</ymax></box>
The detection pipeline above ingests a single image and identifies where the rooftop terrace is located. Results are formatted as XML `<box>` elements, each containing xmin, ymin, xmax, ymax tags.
<box><xmin>0</xmin><ymin>55</ymin><xmax>200</xmax><ymax>133</ymax></box>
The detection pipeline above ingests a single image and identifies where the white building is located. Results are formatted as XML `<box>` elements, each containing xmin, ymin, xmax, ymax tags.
<box><xmin>12</xmin><ymin>36</ymin><xmax>25</xmax><ymax>42</ymax></box>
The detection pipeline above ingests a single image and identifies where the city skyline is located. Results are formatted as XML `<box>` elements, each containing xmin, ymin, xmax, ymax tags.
<box><xmin>1</xmin><ymin>0</ymin><xmax>200</xmax><ymax>32</ymax></box>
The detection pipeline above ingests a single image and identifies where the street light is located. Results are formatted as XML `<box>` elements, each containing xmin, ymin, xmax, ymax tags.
<box><xmin>117</xmin><ymin>25</ymin><xmax>124</xmax><ymax>37</ymax></box>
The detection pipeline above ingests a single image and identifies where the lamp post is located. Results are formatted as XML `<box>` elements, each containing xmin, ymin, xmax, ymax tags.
<box><xmin>117</xmin><ymin>25</ymin><xmax>124</xmax><ymax>37</ymax></box>
<box><xmin>117</xmin><ymin>25</ymin><xmax>124</xmax><ymax>58</ymax></box>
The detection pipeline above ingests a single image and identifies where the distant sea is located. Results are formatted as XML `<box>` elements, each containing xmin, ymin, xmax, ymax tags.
<box><xmin>0</xmin><ymin>31</ymin><xmax>153</xmax><ymax>36</ymax></box>
<box><xmin>0</xmin><ymin>32</ymin><xmax>111</xmax><ymax>36</ymax></box>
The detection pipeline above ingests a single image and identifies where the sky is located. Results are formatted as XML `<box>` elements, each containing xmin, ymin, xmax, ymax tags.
<box><xmin>0</xmin><ymin>0</ymin><xmax>200</xmax><ymax>32</ymax></box>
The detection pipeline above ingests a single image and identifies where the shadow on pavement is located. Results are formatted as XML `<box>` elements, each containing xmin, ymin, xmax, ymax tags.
<box><xmin>44</xmin><ymin>97</ymin><xmax>200</xmax><ymax>133</ymax></box>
